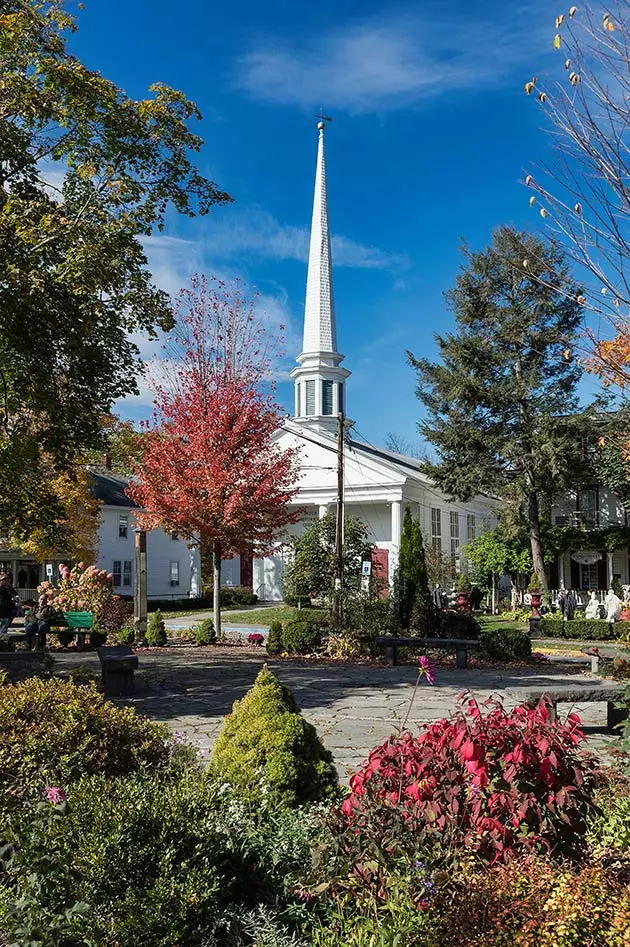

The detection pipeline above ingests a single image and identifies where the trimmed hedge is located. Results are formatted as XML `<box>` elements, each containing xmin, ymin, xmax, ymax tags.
<box><xmin>282</xmin><ymin>617</ymin><xmax>322</xmax><ymax>654</ymax></box>
<box><xmin>541</xmin><ymin>618</ymin><xmax>622</xmax><ymax>641</ymax></box>
<box><xmin>480</xmin><ymin>627</ymin><xmax>532</xmax><ymax>662</ymax></box>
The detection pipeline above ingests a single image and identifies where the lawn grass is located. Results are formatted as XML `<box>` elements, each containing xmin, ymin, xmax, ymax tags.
<box><xmin>477</xmin><ymin>615</ymin><xmax>529</xmax><ymax>633</ymax></box>
<box><xmin>223</xmin><ymin>606</ymin><xmax>329</xmax><ymax>626</ymax></box>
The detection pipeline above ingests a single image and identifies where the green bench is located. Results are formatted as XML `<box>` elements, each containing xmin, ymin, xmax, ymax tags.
<box><xmin>55</xmin><ymin>611</ymin><xmax>94</xmax><ymax>649</ymax></box>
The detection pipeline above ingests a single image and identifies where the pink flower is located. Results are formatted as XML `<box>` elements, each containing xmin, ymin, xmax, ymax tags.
<box><xmin>44</xmin><ymin>786</ymin><xmax>67</xmax><ymax>804</ymax></box>
<box><xmin>418</xmin><ymin>655</ymin><xmax>436</xmax><ymax>685</ymax></box>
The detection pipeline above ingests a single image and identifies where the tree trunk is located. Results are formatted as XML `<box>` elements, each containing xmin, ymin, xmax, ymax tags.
<box><xmin>528</xmin><ymin>491</ymin><xmax>547</xmax><ymax>591</ymax></box>
<box><xmin>213</xmin><ymin>540</ymin><xmax>222</xmax><ymax>641</ymax></box>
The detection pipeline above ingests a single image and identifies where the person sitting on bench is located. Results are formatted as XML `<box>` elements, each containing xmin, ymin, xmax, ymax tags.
<box><xmin>25</xmin><ymin>595</ymin><xmax>56</xmax><ymax>650</ymax></box>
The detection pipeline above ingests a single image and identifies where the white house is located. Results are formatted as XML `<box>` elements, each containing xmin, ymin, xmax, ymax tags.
<box><xmin>2</xmin><ymin>471</ymin><xmax>201</xmax><ymax>602</ymax></box>
<box><xmin>231</xmin><ymin>122</ymin><xmax>498</xmax><ymax>601</ymax></box>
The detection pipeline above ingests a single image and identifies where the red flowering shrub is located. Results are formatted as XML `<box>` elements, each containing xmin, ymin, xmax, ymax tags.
<box><xmin>340</xmin><ymin>695</ymin><xmax>599</xmax><ymax>863</ymax></box>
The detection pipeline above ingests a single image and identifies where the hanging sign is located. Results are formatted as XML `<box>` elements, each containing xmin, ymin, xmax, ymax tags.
<box><xmin>361</xmin><ymin>561</ymin><xmax>372</xmax><ymax>576</ymax></box>
<box><xmin>570</xmin><ymin>550</ymin><xmax>603</xmax><ymax>565</ymax></box>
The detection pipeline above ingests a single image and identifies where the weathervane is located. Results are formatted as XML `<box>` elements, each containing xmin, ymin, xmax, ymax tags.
<box><xmin>315</xmin><ymin>108</ymin><xmax>332</xmax><ymax>128</ymax></box>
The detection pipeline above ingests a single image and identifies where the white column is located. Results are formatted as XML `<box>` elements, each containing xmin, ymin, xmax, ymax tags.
<box><xmin>390</xmin><ymin>499</ymin><xmax>403</xmax><ymax>581</ymax></box>
<box><xmin>607</xmin><ymin>551</ymin><xmax>614</xmax><ymax>587</ymax></box>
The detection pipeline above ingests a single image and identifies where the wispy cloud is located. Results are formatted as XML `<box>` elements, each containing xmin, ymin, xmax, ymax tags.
<box><xmin>235</xmin><ymin>3</ymin><xmax>548</xmax><ymax>113</ymax></box>
<box><xmin>199</xmin><ymin>206</ymin><xmax>409</xmax><ymax>270</ymax></box>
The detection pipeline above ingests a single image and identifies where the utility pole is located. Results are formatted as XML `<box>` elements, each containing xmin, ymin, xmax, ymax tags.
<box><xmin>333</xmin><ymin>411</ymin><xmax>344</xmax><ymax>622</ymax></box>
<box><xmin>134</xmin><ymin>529</ymin><xmax>147</xmax><ymax>644</ymax></box>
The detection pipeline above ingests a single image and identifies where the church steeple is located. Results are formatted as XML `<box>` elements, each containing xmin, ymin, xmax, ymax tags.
<box><xmin>291</xmin><ymin>120</ymin><xmax>350</xmax><ymax>434</ymax></box>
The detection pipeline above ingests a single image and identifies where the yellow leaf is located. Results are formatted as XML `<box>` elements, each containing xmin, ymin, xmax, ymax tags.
<box><xmin>525</xmin><ymin>174</ymin><xmax>533</xmax><ymax>186</ymax></box>
<box><xmin>569</xmin><ymin>5</ymin><xmax>577</xmax><ymax>16</ymax></box>
<box><xmin>538</xmin><ymin>91</ymin><xmax>547</xmax><ymax>102</ymax></box>
<box><xmin>523</xmin><ymin>259</ymin><xmax>529</xmax><ymax>268</ymax></box>
<box><xmin>577</xmin><ymin>294</ymin><xmax>585</xmax><ymax>304</ymax></box>
<box><xmin>556</xmin><ymin>14</ymin><xmax>564</xmax><ymax>27</ymax></box>
<box><xmin>604</xmin><ymin>18</ymin><xmax>615</xmax><ymax>30</ymax></box>
<box><xmin>525</xmin><ymin>81</ymin><xmax>534</xmax><ymax>95</ymax></box>
<box><xmin>565</xmin><ymin>58</ymin><xmax>571</xmax><ymax>69</ymax></box>
<box><xmin>540</xmin><ymin>207</ymin><xmax>548</xmax><ymax>217</ymax></box>
<box><xmin>529</xmin><ymin>195</ymin><xmax>536</xmax><ymax>206</ymax></box>
<box><xmin>569</xmin><ymin>71</ymin><xmax>580</xmax><ymax>85</ymax></box>
<box><xmin>553</xmin><ymin>33</ymin><xmax>562</xmax><ymax>48</ymax></box>
<box><xmin>602</xmin><ymin>287</ymin><xmax>608</xmax><ymax>295</ymax></box>
<box><xmin>563</xmin><ymin>348</ymin><xmax>571</xmax><ymax>359</ymax></box>
<box><xmin>574</xmin><ymin>202</ymin><xmax>582</xmax><ymax>214</ymax></box>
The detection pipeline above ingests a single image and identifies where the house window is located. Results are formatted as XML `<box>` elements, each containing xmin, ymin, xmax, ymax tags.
<box><xmin>118</xmin><ymin>515</ymin><xmax>129</xmax><ymax>539</ymax></box>
<box><xmin>450</xmin><ymin>511</ymin><xmax>460</xmax><ymax>570</ymax></box>
<box><xmin>113</xmin><ymin>560</ymin><xmax>132</xmax><ymax>588</ymax></box>
<box><xmin>322</xmin><ymin>380</ymin><xmax>334</xmax><ymax>415</ymax></box>
<box><xmin>466</xmin><ymin>514</ymin><xmax>476</xmax><ymax>542</ymax></box>
<box><xmin>296</xmin><ymin>383</ymin><xmax>301</xmax><ymax>417</ymax></box>
<box><xmin>305</xmin><ymin>380</ymin><xmax>315</xmax><ymax>416</ymax></box>
<box><xmin>431</xmin><ymin>508</ymin><xmax>442</xmax><ymax>552</ymax></box>
<box><xmin>170</xmin><ymin>561</ymin><xmax>180</xmax><ymax>587</ymax></box>
<box><xmin>577</xmin><ymin>489</ymin><xmax>598</xmax><ymax>528</ymax></box>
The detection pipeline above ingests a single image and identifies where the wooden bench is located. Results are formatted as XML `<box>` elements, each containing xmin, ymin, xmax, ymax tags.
<box><xmin>59</xmin><ymin>611</ymin><xmax>93</xmax><ymax>649</ymax></box>
<box><xmin>505</xmin><ymin>681</ymin><xmax>628</xmax><ymax>732</ymax></box>
<box><xmin>375</xmin><ymin>636</ymin><xmax>479</xmax><ymax>669</ymax></box>
<box><xmin>97</xmin><ymin>645</ymin><xmax>138</xmax><ymax>696</ymax></box>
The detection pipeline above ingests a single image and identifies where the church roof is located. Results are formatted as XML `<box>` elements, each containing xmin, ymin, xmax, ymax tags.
<box><xmin>302</xmin><ymin>122</ymin><xmax>337</xmax><ymax>355</ymax></box>
<box><xmin>348</xmin><ymin>439</ymin><xmax>432</xmax><ymax>484</ymax></box>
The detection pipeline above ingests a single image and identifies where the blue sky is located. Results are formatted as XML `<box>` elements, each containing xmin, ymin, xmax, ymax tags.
<box><xmin>69</xmin><ymin>0</ymin><xmax>574</xmax><ymax>446</ymax></box>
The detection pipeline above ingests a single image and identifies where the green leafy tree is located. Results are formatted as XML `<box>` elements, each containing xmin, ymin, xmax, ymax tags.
<box><xmin>465</xmin><ymin>527</ymin><xmax>533</xmax><ymax>590</ymax></box>
<box><xmin>283</xmin><ymin>512</ymin><xmax>374</xmax><ymax>607</ymax></box>
<box><xmin>0</xmin><ymin>0</ymin><xmax>230</xmax><ymax>546</ymax></box>
<box><xmin>409</xmin><ymin>227</ymin><xmax>594</xmax><ymax>590</ymax></box>
<box><xmin>394</xmin><ymin>507</ymin><xmax>432</xmax><ymax>628</ymax></box>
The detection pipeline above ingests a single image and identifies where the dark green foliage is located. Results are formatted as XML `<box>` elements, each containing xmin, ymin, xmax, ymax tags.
<box><xmin>266</xmin><ymin>620</ymin><xmax>283</xmax><ymax>655</ymax></box>
<box><xmin>281</xmin><ymin>617</ymin><xmax>322</xmax><ymax>654</ymax></box>
<box><xmin>395</xmin><ymin>508</ymin><xmax>432</xmax><ymax>629</ymax></box>
<box><xmin>0</xmin><ymin>637</ymin><xmax>15</xmax><ymax>653</ymax></box>
<box><xmin>148</xmin><ymin>596</ymin><xmax>208</xmax><ymax>613</ymax></box>
<box><xmin>435</xmin><ymin>610</ymin><xmax>481</xmax><ymax>640</ymax></box>
<box><xmin>457</xmin><ymin>574</ymin><xmax>472</xmax><ymax>593</ymax></box>
<box><xmin>209</xmin><ymin>665</ymin><xmax>338</xmax><ymax>807</ymax></box>
<box><xmin>613</xmin><ymin>576</ymin><xmax>624</xmax><ymax>598</ymax></box>
<box><xmin>469</xmin><ymin>585</ymin><xmax>484</xmax><ymax>610</ymax></box>
<box><xmin>0</xmin><ymin>773</ymin><xmax>321</xmax><ymax>947</ymax></box>
<box><xmin>146</xmin><ymin>609</ymin><xmax>167</xmax><ymax>647</ymax></box>
<box><xmin>195</xmin><ymin>618</ymin><xmax>216</xmax><ymax>646</ymax></box>
<box><xmin>283</xmin><ymin>512</ymin><xmax>374</xmax><ymax>606</ymax></box>
<box><xmin>0</xmin><ymin>678</ymin><xmax>171</xmax><ymax>806</ymax></box>
<box><xmin>480</xmin><ymin>628</ymin><xmax>532</xmax><ymax>661</ymax></box>
<box><xmin>409</xmin><ymin>226</ymin><xmax>596</xmax><ymax>588</ymax></box>
<box><xmin>542</xmin><ymin>619</ymin><xmax>621</xmax><ymax>641</ymax></box>
<box><xmin>342</xmin><ymin>597</ymin><xmax>396</xmax><ymax>655</ymax></box>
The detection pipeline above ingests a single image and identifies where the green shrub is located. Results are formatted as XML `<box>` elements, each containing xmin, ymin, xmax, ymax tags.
<box><xmin>0</xmin><ymin>772</ymin><xmax>323</xmax><ymax>947</ymax></box>
<box><xmin>542</xmin><ymin>618</ymin><xmax>621</xmax><ymax>640</ymax></box>
<box><xmin>0</xmin><ymin>637</ymin><xmax>15</xmax><ymax>653</ymax></box>
<box><xmin>209</xmin><ymin>665</ymin><xmax>338</xmax><ymax>807</ymax></box>
<box><xmin>56</xmin><ymin>629</ymin><xmax>75</xmax><ymax>647</ymax></box>
<box><xmin>195</xmin><ymin>618</ymin><xmax>216</xmax><ymax>646</ymax></box>
<box><xmin>89</xmin><ymin>629</ymin><xmax>107</xmax><ymax>648</ymax></box>
<box><xmin>434</xmin><ymin>609</ymin><xmax>481</xmax><ymax>640</ymax></box>
<box><xmin>146</xmin><ymin>609</ymin><xmax>167</xmax><ymax>647</ymax></box>
<box><xmin>343</xmin><ymin>597</ymin><xmax>395</xmax><ymax>654</ymax></box>
<box><xmin>266</xmin><ymin>620</ymin><xmax>283</xmax><ymax>655</ymax></box>
<box><xmin>148</xmin><ymin>596</ymin><xmax>208</xmax><ymax>613</ymax></box>
<box><xmin>0</xmin><ymin>678</ymin><xmax>172</xmax><ymax>805</ymax></box>
<box><xmin>117</xmin><ymin>623</ymin><xmax>135</xmax><ymax>645</ymax></box>
<box><xmin>480</xmin><ymin>627</ymin><xmax>532</xmax><ymax>661</ymax></box>
<box><xmin>281</xmin><ymin>617</ymin><xmax>322</xmax><ymax>654</ymax></box>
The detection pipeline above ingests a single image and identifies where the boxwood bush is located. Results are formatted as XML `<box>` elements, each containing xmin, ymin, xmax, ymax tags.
<box><xmin>282</xmin><ymin>616</ymin><xmax>322</xmax><ymax>654</ymax></box>
<box><xmin>0</xmin><ymin>678</ymin><xmax>173</xmax><ymax>805</ymax></box>
<box><xmin>480</xmin><ymin>627</ymin><xmax>532</xmax><ymax>662</ymax></box>
<box><xmin>542</xmin><ymin>618</ymin><xmax>621</xmax><ymax>641</ymax></box>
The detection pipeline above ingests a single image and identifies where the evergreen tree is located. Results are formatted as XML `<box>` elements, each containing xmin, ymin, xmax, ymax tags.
<box><xmin>409</xmin><ymin>227</ymin><xmax>595</xmax><ymax>590</ymax></box>
<box><xmin>395</xmin><ymin>508</ymin><xmax>432</xmax><ymax>628</ymax></box>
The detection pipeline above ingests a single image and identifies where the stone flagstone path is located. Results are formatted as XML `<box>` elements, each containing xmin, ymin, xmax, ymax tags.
<box><xmin>52</xmin><ymin>648</ymin><xmax>622</xmax><ymax>780</ymax></box>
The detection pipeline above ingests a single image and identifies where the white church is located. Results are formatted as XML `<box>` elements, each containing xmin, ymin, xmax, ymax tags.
<box><xmin>220</xmin><ymin>121</ymin><xmax>498</xmax><ymax>601</ymax></box>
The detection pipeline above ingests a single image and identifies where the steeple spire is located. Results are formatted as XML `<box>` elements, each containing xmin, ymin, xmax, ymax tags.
<box><xmin>291</xmin><ymin>119</ymin><xmax>351</xmax><ymax>435</ymax></box>
<box><xmin>303</xmin><ymin>121</ymin><xmax>336</xmax><ymax>354</ymax></box>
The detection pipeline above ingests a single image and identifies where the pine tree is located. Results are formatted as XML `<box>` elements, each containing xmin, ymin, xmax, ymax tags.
<box><xmin>408</xmin><ymin>227</ymin><xmax>595</xmax><ymax>590</ymax></box>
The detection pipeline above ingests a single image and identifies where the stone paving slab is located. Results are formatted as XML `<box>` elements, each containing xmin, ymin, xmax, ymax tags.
<box><xmin>49</xmin><ymin>648</ymin><xmax>625</xmax><ymax>780</ymax></box>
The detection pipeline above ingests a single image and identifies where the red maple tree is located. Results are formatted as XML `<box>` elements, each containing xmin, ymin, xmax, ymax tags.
<box><xmin>129</xmin><ymin>276</ymin><xmax>301</xmax><ymax>637</ymax></box>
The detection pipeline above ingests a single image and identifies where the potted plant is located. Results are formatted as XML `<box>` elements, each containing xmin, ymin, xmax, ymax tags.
<box><xmin>456</xmin><ymin>574</ymin><xmax>472</xmax><ymax>611</ymax></box>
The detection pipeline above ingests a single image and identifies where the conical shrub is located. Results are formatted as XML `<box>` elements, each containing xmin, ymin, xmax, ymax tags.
<box><xmin>266</xmin><ymin>620</ymin><xmax>283</xmax><ymax>655</ymax></box>
<box><xmin>209</xmin><ymin>665</ymin><xmax>337</xmax><ymax>807</ymax></box>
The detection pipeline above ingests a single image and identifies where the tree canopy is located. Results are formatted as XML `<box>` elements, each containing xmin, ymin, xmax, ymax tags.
<box><xmin>408</xmin><ymin>226</ymin><xmax>595</xmax><ymax>589</ymax></box>
<box><xmin>0</xmin><ymin>0</ymin><xmax>230</xmax><ymax>548</ymax></box>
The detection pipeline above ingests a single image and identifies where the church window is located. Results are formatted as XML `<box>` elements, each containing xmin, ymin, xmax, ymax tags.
<box><xmin>305</xmin><ymin>380</ymin><xmax>316</xmax><ymax>416</ymax></box>
<box><xmin>467</xmin><ymin>514</ymin><xmax>476</xmax><ymax>542</ymax></box>
<box><xmin>338</xmin><ymin>383</ymin><xmax>344</xmax><ymax>415</ymax></box>
<box><xmin>450</xmin><ymin>511</ymin><xmax>460</xmax><ymax>570</ymax></box>
<box><xmin>296</xmin><ymin>383</ymin><xmax>302</xmax><ymax>417</ymax></box>
<box><xmin>322</xmin><ymin>380</ymin><xmax>334</xmax><ymax>415</ymax></box>
<box><xmin>431</xmin><ymin>508</ymin><xmax>441</xmax><ymax>551</ymax></box>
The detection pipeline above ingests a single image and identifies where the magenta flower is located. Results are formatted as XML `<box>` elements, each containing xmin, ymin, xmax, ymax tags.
<box><xmin>44</xmin><ymin>786</ymin><xmax>68</xmax><ymax>804</ymax></box>
<box><xmin>418</xmin><ymin>655</ymin><xmax>436</xmax><ymax>685</ymax></box>
<box><xmin>294</xmin><ymin>885</ymin><xmax>314</xmax><ymax>903</ymax></box>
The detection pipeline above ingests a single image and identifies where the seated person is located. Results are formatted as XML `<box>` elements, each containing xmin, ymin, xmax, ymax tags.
<box><xmin>25</xmin><ymin>595</ymin><xmax>56</xmax><ymax>650</ymax></box>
